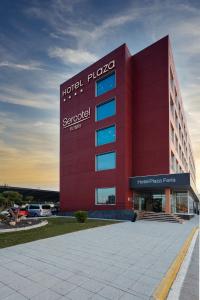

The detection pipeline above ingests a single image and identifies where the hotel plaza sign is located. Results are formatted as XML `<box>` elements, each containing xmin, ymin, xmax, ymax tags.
<box><xmin>62</xmin><ymin>60</ymin><xmax>115</xmax><ymax>100</ymax></box>
<box><xmin>63</xmin><ymin>108</ymin><xmax>91</xmax><ymax>131</ymax></box>
<box><xmin>130</xmin><ymin>173</ymin><xmax>190</xmax><ymax>189</ymax></box>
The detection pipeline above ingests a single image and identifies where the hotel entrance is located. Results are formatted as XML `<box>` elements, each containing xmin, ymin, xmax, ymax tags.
<box><xmin>130</xmin><ymin>173</ymin><xmax>199</xmax><ymax>215</ymax></box>
<box><xmin>134</xmin><ymin>192</ymin><xmax>166</xmax><ymax>212</ymax></box>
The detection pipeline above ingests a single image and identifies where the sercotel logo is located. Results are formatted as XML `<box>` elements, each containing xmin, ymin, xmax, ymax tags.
<box><xmin>63</xmin><ymin>108</ymin><xmax>91</xmax><ymax>129</ymax></box>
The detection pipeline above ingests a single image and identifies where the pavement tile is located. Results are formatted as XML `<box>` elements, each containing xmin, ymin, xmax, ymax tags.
<box><xmin>89</xmin><ymin>294</ymin><xmax>108</xmax><ymax>300</ymax></box>
<box><xmin>50</xmin><ymin>281</ymin><xmax>77</xmax><ymax>296</ymax></box>
<box><xmin>6</xmin><ymin>277</ymin><xmax>36</xmax><ymax>291</ymax></box>
<box><xmin>67</xmin><ymin>274</ymin><xmax>90</xmax><ymax>286</ymax></box>
<box><xmin>28</xmin><ymin>271</ymin><xmax>62</xmax><ymax>288</ymax></box>
<box><xmin>2</xmin><ymin>292</ymin><xmax>28</xmax><ymax>300</ymax></box>
<box><xmin>66</xmin><ymin>286</ymin><xmax>95</xmax><ymax>300</ymax></box>
<box><xmin>17</xmin><ymin>282</ymin><xmax>47</xmax><ymax>298</ymax></box>
<box><xmin>0</xmin><ymin>286</ymin><xmax>15</xmax><ymax>300</ymax></box>
<box><xmin>110</xmin><ymin>275</ymin><xmax>137</xmax><ymax>290</ymax></box>
<box><xmin>80</xmin><ymin>279</ymin><xmax>106</xmax><ymax>293</ymax></box>
<box><xmin>30</xmin><ymin>289</ymin><xmax>62</xmax><ymax>300</ymax></box>
<box><xmin>128</xmin><ymin>280</ymin><xmax>155</xmax><ymax>297</ymax></box>
<box><xmin>54</xmin><ymin>270</ymin><xmax>75</xmax><ymax>280</ymax></box>
<box><xmin>119</xmin><ymin>292</ymin><xmax>148</xmax><ymax>300</ymax></box>
<box><xmin>98</xmin><ymin>286</ymin><xmax>125</xmax><ymax>299</ymax></box>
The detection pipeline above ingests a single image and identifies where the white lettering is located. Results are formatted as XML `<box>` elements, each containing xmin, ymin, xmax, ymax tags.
<box><xmin>62</xmin><ymin>60</ymin><xmax>115</xmax><ymax>94</ymax></box>
<box><xmin>63</xmin><ymin>108</ymin><xmax>91</xmax><ymax>129</ymax></box>
<box><xmin>87</xmin><ymin>59</ymin><xmax>115</xmax><ymax>82</ymax></box>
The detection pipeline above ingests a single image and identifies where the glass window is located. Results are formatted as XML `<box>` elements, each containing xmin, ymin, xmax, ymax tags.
<box><xmin>96</xmin><ymin>125</ymin><xmax>116</xmax><ymax>146</ymax></box>
<box><xmin>170</xmin><ymin>124</ymin><xmax>174</xmax><ymax>143</ymax></box>
<box><xmin>96</xmin><ymin>99</ymin><xmax>116</xmax><ymax>121</ymax></box>
<box><xmin>96</xmin><ymin>187</ymin><xmax>116</xmax><ymax>205</ymax></box>
<box><xmin>170</xmin><ymin>151</ymin><xmax>175</xmax><ymax>171</ymax></box>
<box><xmin>170</xmin><ymin>98</ymin><xmax>175</xmax><ymax>119</ymax></box>
<box><xmin>96</xmin><ymin>72</ymin><xmax>116</xmax><ymax>96</ymax></box>
<box><xmin>174</xmin><ymin>192</ymin><xmax>188</xmax><ymax>213</ymax></box>
<box><xmin>96</xmin><ymin>152</ymin><xmax>116</xmax><ymax>171</ymax></box>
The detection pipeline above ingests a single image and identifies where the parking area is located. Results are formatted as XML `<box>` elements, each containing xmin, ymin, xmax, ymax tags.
<box><xmin>0</xmin><ymin>217</ymin><xmax>198</xmax><ymax>300</ymax></box>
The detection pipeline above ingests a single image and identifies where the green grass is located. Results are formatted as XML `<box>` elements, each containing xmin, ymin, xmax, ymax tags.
<box><xmin>0</xmin><ymin>217</ymin><xmax>118</xmax><ymax>249</ymax></box>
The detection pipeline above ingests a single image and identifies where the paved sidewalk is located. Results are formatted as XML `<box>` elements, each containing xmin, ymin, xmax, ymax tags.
<box><xmin>179</xmin><ymin>234</ymin><xmax>199</xmax><ymax>300</ymax></box>
<box><xmin>0</xmin><ymin>217</ymin><xmax>198</xmax><ymax>300</ymax></box>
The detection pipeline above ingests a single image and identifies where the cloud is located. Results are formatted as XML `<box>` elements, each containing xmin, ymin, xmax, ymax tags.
<box><xmin>0</xmin><ymin>85</ymin><xmax>57</xmax><ymax>110</ymax></box>
<box><xmin>26</xmin><ymin>0</ymin><xmax>140</xmax><ymax>50</ymax></box>
<box><xmin>48</xmin><ymin>47</ymin><xmax>98</xmax><ymax>65</ymax></box>
<box><xmin>0</xmin><ymin>111</ymin><xmax>59</xmax><ymax>189</ymax></box>
<box><xmin>0</xmin><ymin>61</ymin><xmax>43</xmax><ymax>70</ymax></box>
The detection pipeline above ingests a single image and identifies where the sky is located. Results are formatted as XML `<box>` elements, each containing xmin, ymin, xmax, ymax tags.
<box><xmin>0</xmin><ymin>0</ymin><xmax>199</xmax><ymax>191</ymax></box>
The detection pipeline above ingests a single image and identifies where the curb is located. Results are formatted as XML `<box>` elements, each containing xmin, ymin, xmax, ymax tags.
<box><xmin>153</xmin><ymin>226</ymin><xmax>198</xmax><ymax>300</ymax></box>
<box><xmin>0</xmin><ymin>220</ymin><xmax>48</xmax><ymax>233</ymax></box>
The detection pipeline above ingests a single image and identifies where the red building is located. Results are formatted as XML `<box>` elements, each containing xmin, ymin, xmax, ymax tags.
<box><xmin>60</xmin><ymin>36</ymin><xmax>198</xmax><ymax>219</ymax></box>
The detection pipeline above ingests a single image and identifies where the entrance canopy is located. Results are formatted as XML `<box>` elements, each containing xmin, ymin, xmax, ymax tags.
<box><xmin>129</xmin><ymin>173</ymin><xmax>199</xmax><ymax>202</ymax></box>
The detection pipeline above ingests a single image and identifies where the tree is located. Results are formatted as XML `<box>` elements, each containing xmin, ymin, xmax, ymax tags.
<box><xmin>0</xmin><ymin>193</ymin><xmax>7</xmax><ymax>211</ymax></box>
<box><xmin>25</xmin><ymin>195</ymin><xmax>34</xmax><ymax>203</ymax></box>
<box><xmin>2</xmin><ymin>191</ymin><xmax>23</xmax><ymax>206</ymax></box>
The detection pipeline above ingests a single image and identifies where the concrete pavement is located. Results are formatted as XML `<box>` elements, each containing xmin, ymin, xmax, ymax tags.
<box><xmin>0</xmin><ymin>216</ymin><xmax>198</xmax><ymax>300</ymax></box>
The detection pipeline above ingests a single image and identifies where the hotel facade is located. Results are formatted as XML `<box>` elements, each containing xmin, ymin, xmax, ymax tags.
<box><xmin>60</xmin><ymin>36</ymin><xmax>198</xmax><ymax>219</ymax></box>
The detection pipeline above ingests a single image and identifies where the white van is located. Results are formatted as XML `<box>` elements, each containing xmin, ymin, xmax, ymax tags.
<box><xmin>28</xmin><ymin>204</ymin><xmax>52</xmax><ymax>217</ymax></box>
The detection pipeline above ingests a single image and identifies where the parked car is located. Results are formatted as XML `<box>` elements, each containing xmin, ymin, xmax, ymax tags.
<box><xmin>8</xmin><ymin>207</ymin><xmax>28</xmax><ymax>217</ymax></box>
<box><xmin>15</xmin><ymin>207</ymin><xmax>28</xmax><ymax>217</ymax></box>
<box><xmin>51</xmin><ymin>202</ymin><xmax>60</xmax><ymax>215</ymax></box>
<box><xmin>19</xmin><ymin>208</ymin><xmax>28</xmax><ymax>217</ymax></box>
<box><xmin>0</xmin><ymin>209</ymin><xmax>10</xmax><ymax>217</ymax></box>
<box><xmin>27</xmin><ymin>204</ymin><xmax>52</xmax><ymax>217</ymax></box>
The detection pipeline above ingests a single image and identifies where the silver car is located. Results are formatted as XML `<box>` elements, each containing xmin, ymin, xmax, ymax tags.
<box><xmin>28</xmin><ymin>204</ymin><xmax>52</xmax><ymax>217</ymax></box>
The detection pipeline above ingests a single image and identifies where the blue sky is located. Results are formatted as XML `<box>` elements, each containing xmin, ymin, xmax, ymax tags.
<box><xmin>0</xmin><ymin>0</ymin><xmax>199</xmax><ymax>190</ymax></box>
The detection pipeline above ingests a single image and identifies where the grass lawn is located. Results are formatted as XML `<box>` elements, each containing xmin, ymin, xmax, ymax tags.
<box><xmin>0</xmin><ymin>217</ymin><xmax>118</xmax><ymax>249</ymax></box>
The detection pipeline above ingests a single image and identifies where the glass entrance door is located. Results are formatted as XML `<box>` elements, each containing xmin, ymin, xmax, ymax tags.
<box><xmin>152</xmin><ymin>195</ymin><xmax>162</xmax><ymax>212</ymax></box>
<box><xmin>134</xmin><ymin>192</ymin><xmax>165</xmax><ymax>212</ymax></box>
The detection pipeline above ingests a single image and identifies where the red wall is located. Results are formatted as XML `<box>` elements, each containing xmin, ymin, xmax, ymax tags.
<box><xmin>132</xmin><ymin>36</ymin><xmax>170</xmax><ymax>176</ymax></box>
<box><xmin>60</xmin><ymin>44</ymin><xmax>133</xmax><ymax>211</ymax></box>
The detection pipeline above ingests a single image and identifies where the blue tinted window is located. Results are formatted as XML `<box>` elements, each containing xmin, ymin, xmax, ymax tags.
<box><xmin>96</xmin><ymin>152</ymin><xmax>116</xmax><ymax>171</ymax></box>
<box><xmin>96</xmin><ymin>99</ymin><xmax>116</xmax><ymax>121</ymax></box>
<box><xmin>96</xmin><ymin>72</ymin><xmax>116</xmax><ymax>96</ymax></box>
<box><xmin>96</xmin><ymin>187</ymin><xmax>116</xmax><ymax>205</ymax></box>
<box><xmin>96</xmin><ymin>125</ymin><xmax>116</xmax><ymax>146</ymax></box>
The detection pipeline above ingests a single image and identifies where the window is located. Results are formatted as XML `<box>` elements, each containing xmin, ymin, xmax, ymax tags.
<box><xmin>170</xmin><ymin>124</ymin><xmax>174</xmax><ymax>143</ymax></box>
<box><xmin>179</xmin><ymin>125</ymin><xmax>181</xmax><ymax>137</ymax></box>
<box><xmin>96</xmin><ymin>152</ymin><xmax>116</xmax><ymax>171</ymax></box>
<box><xmin>175</xmin><ymin>159</ymin><xmax>179</xmax><ymax>173</ymax></box>
<box><xmin>175</xmin><ymin>88</ymin><xmax>178</xmax><ymax>104</ymax></box>
<box><xmin>96</xmin><ymin>72</ymin><xmax>115</xmax><ymax>96</ymax></box>
<box><xmin>96</xmin><ymin>125</ymin><xmax>116</xmax><ymax>146</ymax></box>
<box><xmin>29</xmin><ymin>205</ymin><xmax>39</xmax><ymax>209</ymax></box>
<box><xmin>175</xmin><ymin>135</ymin><xmax>178</xmax><ymax>152</ymax></box>
<box><xmin>175</xmin><ymin>112</ymin><xmax>178</xmax><ymax>129</ymax></box>
<box><xmin>42</xmin><ymin>205</ymin><xmax>51</xmax><ymax>209</ymax></box>
<box><xmin>170</xmin><ymin>68</ymin><xmax>174</xmax><ymax>92</ymax></box>
<box><xmin>170</xmin><ymin>98</ymin><xmax>175</xmax><ymax>119</ymax></box>
<box><xmin>96</xmin><ymin>187</ymin><xmax>116</xmax><ymax>205</ymax></box>
<box><xmin>170</xmin><ymin>151</ymin><xmax>175</xmax><ymax>171</ymax></box>
<box><xmin>174</xmin><ymin>192</ymin><xmax>188</xmax><ymax>213</ymax></box>
<box><xmin>96</xmin><ymin>99</ymin><xmax>116</xmax><ymax>121</ymax></box>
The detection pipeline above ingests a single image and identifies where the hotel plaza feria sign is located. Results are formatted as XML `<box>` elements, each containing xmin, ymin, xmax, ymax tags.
<box><xmin>130</xmin><ymin>173</ymin><xmax>190</xmax><ymax>189</ymax></box>
<box><xmin>62</xmin><ymin>59</ymin><xmax>115</xmax><ymax>131</ymax></box>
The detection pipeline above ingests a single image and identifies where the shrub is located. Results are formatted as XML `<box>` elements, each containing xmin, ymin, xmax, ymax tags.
<box><xmin>74</xmin><ymin>211</ymin><xmax>88</xmax><ymax>223</ymax></box>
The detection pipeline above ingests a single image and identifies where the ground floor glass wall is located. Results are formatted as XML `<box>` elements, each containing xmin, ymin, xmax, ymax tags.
<box><xmin>134</xmin><ymin>190</ymin><xmax>195</xmax><ymax>214</ymax></box>
<box><xmin>134</xmin><ymin>192</ymin><xmax>165</xmax><ymax>212</ymax></box>
<box><xmin>172</xmin><ymin>192</ymin><xmax>188</xmax><ymax>213</ymax></box>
